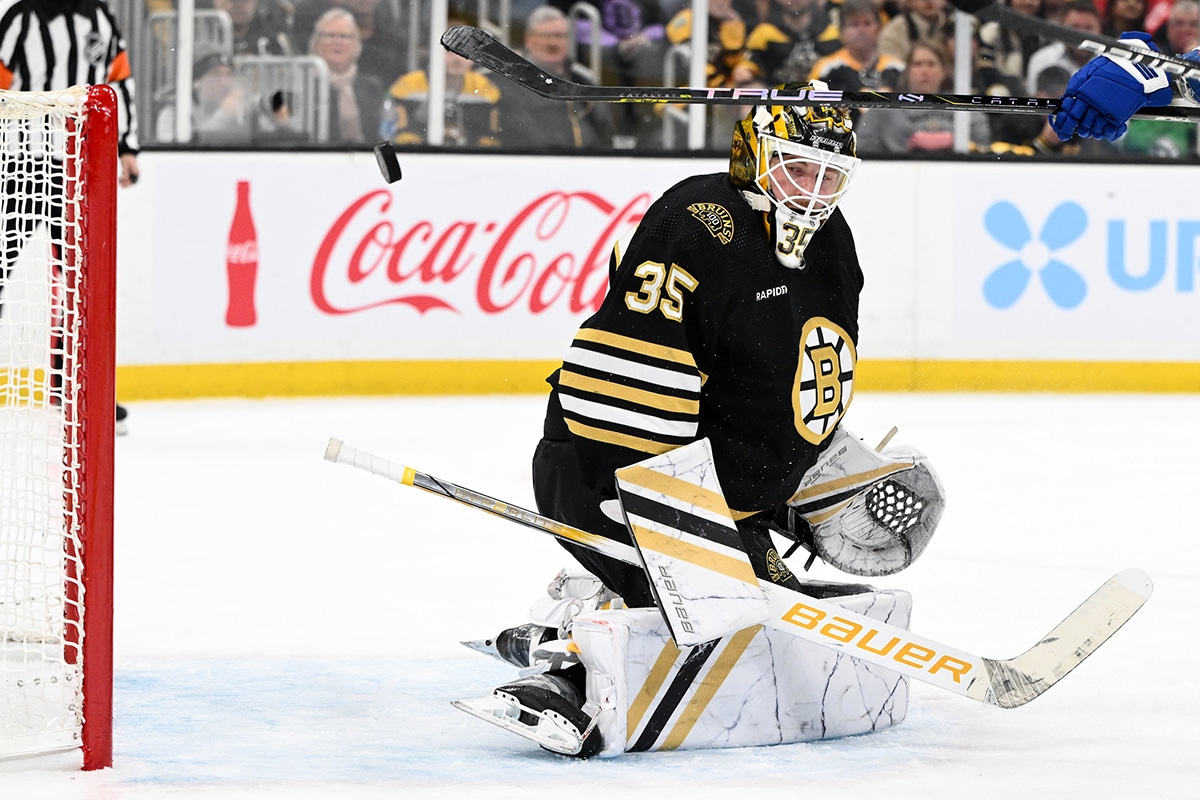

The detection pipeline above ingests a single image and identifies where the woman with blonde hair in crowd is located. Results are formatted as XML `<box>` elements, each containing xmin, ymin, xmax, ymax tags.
<box><xmin>854</xmin><ymin>40</ymin><xmax>992</xmax><ymax>153</ymax></box>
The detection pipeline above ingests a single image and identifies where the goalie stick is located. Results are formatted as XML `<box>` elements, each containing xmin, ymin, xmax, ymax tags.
<box><xmin>324</xmin><ymin>437</ymin><xmax>1153</xmax><ymax>709</ymax></box>
<box><xmin>440</xmin><ymin>24</ymin><xmax>1200</xmax><ymax>123</ymax></box>
<box><xmin>948</xmin><ymin>0</ymin><xmax>1200</xmax><ymax>81</ymax></box>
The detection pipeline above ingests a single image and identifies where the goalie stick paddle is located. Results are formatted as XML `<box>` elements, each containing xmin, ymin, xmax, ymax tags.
<box><xmin>325</xmin><ymin>437</ymin><xmax>1153</xmax><ymax>709</ymax></box>
<box><xmin>948</xmin><ymin>0</ymin><xmax>1200</xmax><ymax>80</ymax></box>
<box><xmin>440</xmin><ymin>25</ymin><xmax>1200</xmax><ymax>123</ymax></box>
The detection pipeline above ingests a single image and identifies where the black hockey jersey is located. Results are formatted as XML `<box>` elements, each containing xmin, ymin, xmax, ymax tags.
<box><xmin>547</xmin><ymin>172</ymin><xmax>863</xmax><ymax>514</ymax></box>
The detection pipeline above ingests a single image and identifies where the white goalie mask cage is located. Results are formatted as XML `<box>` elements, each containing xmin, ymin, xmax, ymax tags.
<box><xmin>756</xmin><ymin>127</ymin><xmax>860</xmax><ymax>230</ymax></box>
<box><xmin>730</xmin><ymin>90</ymin><xmax>861</xmax><ymax>269</ymax></box>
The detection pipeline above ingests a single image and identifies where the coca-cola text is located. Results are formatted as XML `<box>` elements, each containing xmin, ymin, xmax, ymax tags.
<box><xmin>310</xmin><ymin>189</ymin><xmax>649</xmax><ymax>316</ymax></box>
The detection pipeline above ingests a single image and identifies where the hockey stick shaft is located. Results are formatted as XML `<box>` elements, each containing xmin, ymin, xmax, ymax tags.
<box><xmin>441</xmin><ymin>25</ymin><xmax>1200</xmax><ymax>123</ymax></box>
<box><xmin>323</xmin><ymin>438</ymin><xmax>640</xmax><ymax>564</ymax></box>
<box><xmin>949</xmin><ymin>0</ymin><xmax>1200</xmax><ymax>80</ymax></box>
<box><xmin>325</xmin><ymin>437</ymin><xmax>1153</xmax><ymax>708</ymax></box>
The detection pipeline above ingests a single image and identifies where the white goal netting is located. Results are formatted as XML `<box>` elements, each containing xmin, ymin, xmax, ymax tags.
<box><xmin>0</xmin><ymin>86</ymin><xmax>112</xmax><ymax>763</ymax></box>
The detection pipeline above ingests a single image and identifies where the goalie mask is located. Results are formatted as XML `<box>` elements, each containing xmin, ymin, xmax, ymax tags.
<box><xmin>730</xmin><ymin>85</ymin><xmax>860</xmax><ymax>269</ymax></box>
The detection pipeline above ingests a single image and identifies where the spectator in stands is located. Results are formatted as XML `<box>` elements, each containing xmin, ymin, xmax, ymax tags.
<box><xmin>384</xmin><ymin>36</ymin><xmax>502</xmax><ymax>147</ymax></box>
<box><xmin>854</xmin><ymin>40</ymin><xmax>991</xmax><ymax>153</ymax></box>
<box><xmin>664</xmin><ymin>0</ymin><xmax>749</xmax><ymax>88</ymax></box>
<box><xmin>499</xmin><ymin>6</ymin><xmax>615</xmax><ymax>149</ymax></box>
<box><xmin>155</xmin><ymin>48</ymin><xmax>253</xmax><ymax>144</ymax></box>
<box><xmin>293</xmin><ymin>0</ymin><xmax>407</xmax><ymax>86</ymax></box>
<box><xmin>1102</xmin><ymin>0</ymin><xmax>1146</xmax><ymax>37</ymax></box>
<box><xmin>877</xmin><ymin>0</ymin><xmax>949</xmax><ymax>63</ymax></box>
<box><xmin>576</xmin><ymin>0</ymin><xmax>669</xmax><ymax>86</ymax></box>
<box><xmin>809</xmin><ymin>0</ymin><xmax>903</xmax><ymax>92</ymax></box>
<box><xmin>310</xmin><ymin>7</ymin><xmax>383</xmax><ymax>143</ymax></box>
<box><xmin>940</xmin><ymin>15</ymin><xmax>1031</xmax><ymax>145</ymax></box>
<box><xmin>979</xmin><ymin>0</ymin><xmax>1044</xmax><ymax>82</ymax></box>
<box><xmin>212</xmin><ymin>0</ymin><xmax>295</xmax><ymax>55</ymax></box>
<box><xmin>1025</xmin><ymin>0</ymin><xmax>1102</xmax><ymax>93</ymax></box>
<box><xmin>732</xmin><ymin>0</ymin><xmax>840</xmax><ymax>85</ymax></box>
<box><xmin>1154</xmin><ymin>0</ymin><xmax>1200</xmax><ymax>54</ymax></box>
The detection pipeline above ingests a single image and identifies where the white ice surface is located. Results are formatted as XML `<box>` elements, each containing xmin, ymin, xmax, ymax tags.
<box><xmin>2</xmin><ymin>392</ymin><xmax>1196</xmax><ymax>799</ymax></box>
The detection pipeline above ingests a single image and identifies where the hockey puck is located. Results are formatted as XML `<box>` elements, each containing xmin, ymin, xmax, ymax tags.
<box><xmin>374</xmin><ymin>141</ymin><xmax>402</xmax><ymax>184</ymax></box>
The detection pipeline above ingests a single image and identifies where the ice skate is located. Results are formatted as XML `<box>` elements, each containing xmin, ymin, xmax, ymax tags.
<box><xmin>452</xmin><ymin>672</ymin><xmax>602</xmax><ymax>758</ymax></box>
<box><xmin>462</xmin><ymin>622</ymin><xmax>582</xmax><ymax>672</ymax></box>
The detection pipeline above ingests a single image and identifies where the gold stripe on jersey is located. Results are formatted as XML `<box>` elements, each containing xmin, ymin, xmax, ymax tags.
<box><xmin>558</xmin><ymin>370</ymin><xmax>699</xmax><ymax>415</ymax></box>
<box><xmin>660</xmin><ymin>625</ymin><xmax>761</xmax><ymax>750</ymax></box>
<box><xmin>573</xmin><ymin>327</ymin><xmax>698</xmax><ymax>371</ymax></box>
<box><xmin>559</xmin><ymin>326</ymin><xmax>701</xmax><ymax>452</ymax></box>
<box><xmin>564</xmin><ymin>419</ymin><xmax>679</xmax><ymax>455</ymax></box>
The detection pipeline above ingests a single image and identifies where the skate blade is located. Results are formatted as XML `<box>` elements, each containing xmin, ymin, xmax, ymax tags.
<box><xmin>452</xmin><ymin>693</ymin><xmax>584</xmax><ymax>756</ymax></box>
<box><xmin>460</xmin><ymin>638</ymin><xmax>503</xmax><ymax>661</ymax></box>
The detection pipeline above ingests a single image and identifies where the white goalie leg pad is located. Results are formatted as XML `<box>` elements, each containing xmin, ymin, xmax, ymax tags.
<box><xmin>789</xmin><ymin>427</ymin><xmax>946</xmax><ymax>577</ymax></box>
<box><xmin>528</xmin><ymin>568</ymin><xmax>623</xmax><ymax>638</ymax></box>
<box><xmin>572</xmin><ymin>586</ymin><xmax>912</xmax><ymax>756</ymax></box>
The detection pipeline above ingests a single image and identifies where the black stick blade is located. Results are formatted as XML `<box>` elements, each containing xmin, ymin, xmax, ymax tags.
<box><xmin>440</xmin><ymin>25</ymin><xmax>490</xmax><ymax>61</ymax></box>
<box><xmin>441</xmin><ymin>25</ymin><xmax>572</xmax><ymax>99</ymax></box>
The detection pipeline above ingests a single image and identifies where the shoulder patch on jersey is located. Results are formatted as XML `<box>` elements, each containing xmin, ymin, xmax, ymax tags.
<box><xmin>84</xmin><ymin>33</ymin><xmax>107</xmax><ymax>67</ymax></box>
<box><xmin>688</xmin><ymin>202</ymin><xmax>734</xmax><ymax>245</ymax></box>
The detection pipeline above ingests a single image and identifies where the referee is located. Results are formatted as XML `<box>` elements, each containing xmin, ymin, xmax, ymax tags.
<box><xmin>0</xmin><ymin>0</ymin><xmax>140</xmax><ymax>433</ymax></box>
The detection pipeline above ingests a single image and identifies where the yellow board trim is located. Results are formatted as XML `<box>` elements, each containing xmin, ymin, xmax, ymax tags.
<box><xmin>108</xmin><ymin>358</ymin><xmax>1200</xmax><ymax>401</ymax></box>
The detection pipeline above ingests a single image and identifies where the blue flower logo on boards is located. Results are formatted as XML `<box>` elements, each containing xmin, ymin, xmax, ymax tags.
<box><xmin>982</xmin><ymin>201</ymin><xmax>1088</xmax><ymax>309</ymax></box>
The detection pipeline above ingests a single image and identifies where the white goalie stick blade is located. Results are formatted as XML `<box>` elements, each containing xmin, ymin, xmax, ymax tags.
<box><xmin>614</xmin><ymin>439</ymin><xmax>769</xmax><ymax>647</ymax></box>
<box><xmin>451</xmin><ymin>694</ymin><xmax>586</xmax><ymax>756</ymax></box>
<box><xmin>760</xmin><ymin>569</ymin><xmax>1153</xmax><ymax>708</ymax></box>
<box><xmin>325</xmin><ymin>438</ymin><xmax>1154</xmax><ymax>708</ymax></box>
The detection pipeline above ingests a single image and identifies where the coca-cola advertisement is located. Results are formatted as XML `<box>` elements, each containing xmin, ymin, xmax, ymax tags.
<box><xmin>148</xmin><ymin>153</ymin><xmax>710</xmax><ymax>361</ymax></box>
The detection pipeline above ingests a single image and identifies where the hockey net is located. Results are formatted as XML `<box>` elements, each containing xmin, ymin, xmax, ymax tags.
<box><xmin>0</xmin><ymin>86</ymin><xmax>116</xmax><ymax>770</ymax></box>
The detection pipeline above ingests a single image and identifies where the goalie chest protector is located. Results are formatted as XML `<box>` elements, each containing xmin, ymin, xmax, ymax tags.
<box><xmin>572</xmin><ymin>587</ymin><xmax>912</xmax><ymax>756</ymax></box>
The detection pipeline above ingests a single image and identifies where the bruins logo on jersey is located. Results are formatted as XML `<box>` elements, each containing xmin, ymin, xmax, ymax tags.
<box><xmin>688</xmin><ymin>203</ymin><xmax>734</xmax><ymax>245</ymax></box>
<box><xmin>791</xmin><ymin>317</ymin><xmax>855</xmax><ymax>445</ymax></box>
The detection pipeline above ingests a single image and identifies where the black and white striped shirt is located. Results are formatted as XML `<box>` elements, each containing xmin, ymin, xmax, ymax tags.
<box><xmin>0</xmin><ymin>0</ymin><xmax>139</xmax><ymax>153</ymax></box>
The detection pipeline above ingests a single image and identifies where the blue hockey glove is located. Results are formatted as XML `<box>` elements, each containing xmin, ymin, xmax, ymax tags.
<box><xmin>1050</xmin><ymin>32</ymin><xmax>1173</xmax><ymax>141</ymax></box>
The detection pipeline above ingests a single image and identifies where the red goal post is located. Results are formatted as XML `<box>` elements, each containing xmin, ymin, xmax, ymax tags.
<box><xmin>0</xmin><ymin>85</ymin><xmax>117</xmax><ymax>770</ymax></box>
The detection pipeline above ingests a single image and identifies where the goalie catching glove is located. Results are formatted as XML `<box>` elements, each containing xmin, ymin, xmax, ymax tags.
<box><xmin>781</xmin><ymin>426</ymin><xmax>945</xmax><ymax>576</ymax></box>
